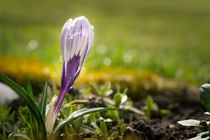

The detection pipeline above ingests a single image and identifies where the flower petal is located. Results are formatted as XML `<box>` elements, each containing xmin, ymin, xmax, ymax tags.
<box><xmin>55</xmin><ymin>16</ymin><xmax>94</xmax><ymax>113</ymax></box>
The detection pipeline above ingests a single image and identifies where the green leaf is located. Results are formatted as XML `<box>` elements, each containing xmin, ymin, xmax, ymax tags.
<box><xmin>145</xmin><ymin>95</ymin><xmax>158</xmax><ymax>111</ymax></box>
<box><xmin>0</xmin><ymin>74</ymin><xmax>46</xmax><ymax>140</ymax></box>
<box><xmin>87</xmin><ymin>113</ymin><xmax>95</xmax><ymax>125</ymax></box>
<box><xmin>120</xmin><ymin>124</ymin><xmax>126</xmax><ymax>136</ymax></box>
<box><xmin>100</xmin><ymin>120</ymin><xmax>107</xmax><ymax>137</ymax></box>
<box><xmin>39</xmin><ymin>82</ymin><xmax>48</xmax><ymax>120</ymax></box>
<box><xmin>23</xmin><ymin>78</ymin><xmax>34</xmax><ymax>99</ymax></box>
<box><xmin>114</xmin><ymin>92</ymin><xmax>122</xmax><ymax>107</ymax></box>
<box><xmin>72</xmin><ymin>117</ymin><xmax>84</xmax><ymax>132</ymax></box>
<box><xmin>23</xmin><ymin>79</ymin><xmax>38</xmax><ymax>139</ymax></box>
<box><xmin>53</xmin><ymin>107</ymin><xmax>118</xmax><ymax>133</ymax></box>
<box><xmin>160</xmin><ymin>109</ymin><xmax>170</xmax><ymax>116</ymax></box>
<box><xmin>8</xmin><ymin>133</ymin><xmax>31</xmax><ymax>140</ymax></box>
<box><xmin>109</xmin><ymin>131</ymin><xmax>119</xmax><ymax>139</ymax></box>
<box><xmin>107</xmin><ymin>110</ymin><xmax>119</xmax><ymax>120</ymax></box>
<box><xmin>28</xmin><ymin>109</ymin><xmax>38</xmax><ymax>140</ymax></box>
<box><xmin>199</xmin><ymin>84</ymin><xmax>210</xmax><ymax>112</ymax></box>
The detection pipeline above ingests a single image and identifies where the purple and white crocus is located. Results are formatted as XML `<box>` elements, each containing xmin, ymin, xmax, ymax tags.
<box><xmin>55</xmin><ymin>16</ymin><xmax>94</xmax><ymax>113</ymax></box>
<box><xmin>45</xmin><ymin>16</ymin><xmax>94</xmax><ymax>134</ymax></box>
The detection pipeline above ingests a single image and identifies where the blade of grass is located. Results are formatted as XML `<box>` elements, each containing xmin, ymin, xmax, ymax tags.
<box><xmin>8</xmin><ymin>133</ymin><xmax>31</xmax><ymax>140</ymax></box>
<box><xmin>0</xmin><ymin>74</ymin><xmax>46</xmax><ymax>140</ymax></box>
<box><xmin>53</xmin><ymin>107</ymin><xmax>119</xmax><ymax>133</ymax></box>
<box><xmin>23</xmin><ymin>78</ymin><xmax>34</xmax><ymax>99</ymax></box>
<box><xmin>39</xmin><ymin>82</ymin><xmax>48</xmax><ymax>120</ymax></box>
<box><xmin>28</xmin><ymin>109</ymin><xmax>38</xmax><ymax>140</ymax></box>
<box><xmin>100</xmin><ymin>120</ymin><xmax>108</xmax><ymax>137</ymax></box>
<box><xmin>23</xmin><ymin>78</ymin><xmax>38</xmax><ymax>139</ymax></box>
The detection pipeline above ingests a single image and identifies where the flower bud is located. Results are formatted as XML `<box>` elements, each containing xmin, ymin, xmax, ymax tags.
<box><xmin>55</xmin><ymin>16</ymin><xmax>94</xmax><ymax>112</ymax></box>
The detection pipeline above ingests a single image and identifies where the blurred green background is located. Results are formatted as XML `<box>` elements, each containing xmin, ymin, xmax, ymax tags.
<box><xmin>0</xmin><ymin>0</ymin><xmax>210</xmax><ymax>85</ymax></box>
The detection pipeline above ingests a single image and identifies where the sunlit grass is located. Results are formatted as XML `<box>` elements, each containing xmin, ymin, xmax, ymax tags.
<box><xmin>0</xmin><ymin>57</ymin><xmax>182</xmax><ymax>98</ymax></box>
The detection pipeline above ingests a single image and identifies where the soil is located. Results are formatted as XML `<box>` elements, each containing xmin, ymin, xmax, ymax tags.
<box><xmin>126</xmin><ymin>95</ymin><xmax>205</xmax><ymax>140</ymax></box>
<box><xmin>85</xmin><ymin>91</ymin><xmax>206</xmax><ymax>140</ymax></box>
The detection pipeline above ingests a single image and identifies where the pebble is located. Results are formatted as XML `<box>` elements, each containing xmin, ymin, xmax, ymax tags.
<box><xmin>0</xmin><ymin>82</ymin><xmax>19</xmax><ymax>105</ymax></box>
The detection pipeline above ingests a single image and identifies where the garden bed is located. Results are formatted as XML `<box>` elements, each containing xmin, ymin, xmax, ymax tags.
<box><xmin>126</xmin><ymin>95</ymin><xmax>204</xmax><ymax>140</ymax></box>
<box><xmin>53</xmin><ymin>85</ymin><xmax>205</xmax><ymax>140</ymax></box>
<box><xmin>0</xmin><ymin>74</ymin><xmax>205</xmax><ymax>140</ymax></box>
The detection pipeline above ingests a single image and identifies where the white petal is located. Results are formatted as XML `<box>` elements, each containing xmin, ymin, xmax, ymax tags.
<box><xmin>177</xmin><ymin>119</ymin><xmax>200</xmax><ymax>127</ymax></box>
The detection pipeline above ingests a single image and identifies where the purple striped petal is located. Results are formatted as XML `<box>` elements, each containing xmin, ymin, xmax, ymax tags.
<box><xmin>55</xmin><ymin>16</ymin><xmax>94</xmax><ymax>112</ymax></box>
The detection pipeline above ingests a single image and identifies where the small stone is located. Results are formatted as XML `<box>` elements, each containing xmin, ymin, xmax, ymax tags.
<box><xmin>0</xmin><ymin>82</ymin><xmax>19</xmax><ymax>105</ymax></box>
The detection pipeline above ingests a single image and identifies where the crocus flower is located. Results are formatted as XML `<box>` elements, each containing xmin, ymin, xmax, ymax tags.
<box><xmin>45</xmin><ymin>16</ymin><xmax>94</xmax><ymax>134</ymax></box>
<box><xmin>55</xmin><ymin>16</ymin><xmax>94</xmax><ymax>112</ymax></box>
